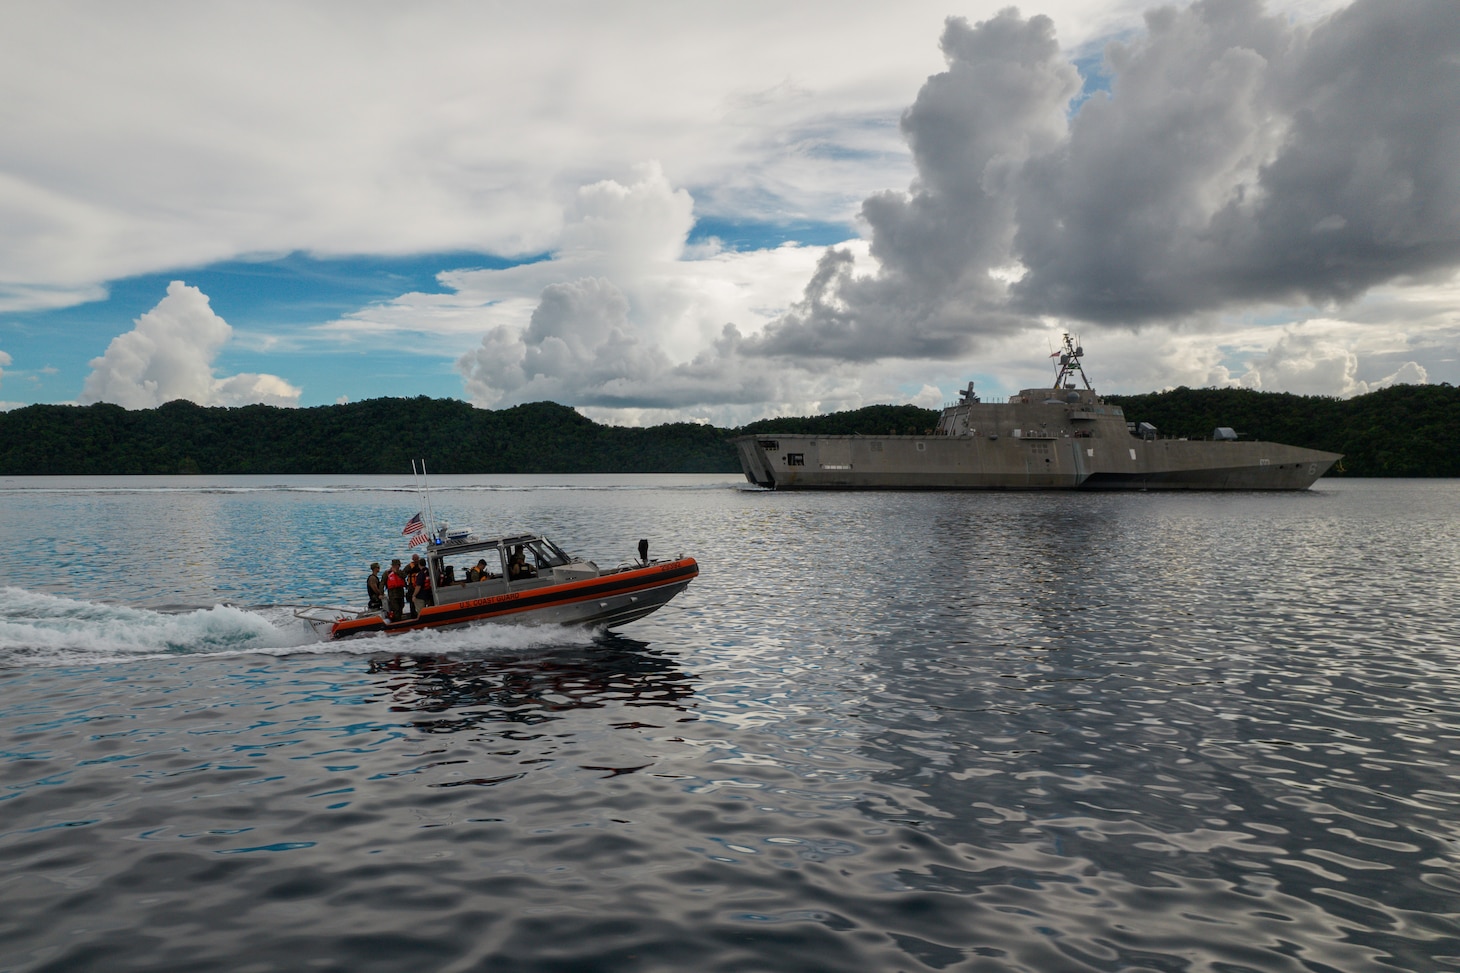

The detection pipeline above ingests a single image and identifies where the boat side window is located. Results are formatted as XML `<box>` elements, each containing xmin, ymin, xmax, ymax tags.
<box><xmin>464</xmin><ymin>548</ymin><xmax>506</xmax><ymax>582</ymax></box>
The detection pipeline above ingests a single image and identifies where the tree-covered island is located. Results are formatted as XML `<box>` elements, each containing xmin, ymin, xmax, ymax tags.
<box><xmin>1</xmin><ymin>383</ymin><xmax>1455</xmax><ymax>477</ymax></box>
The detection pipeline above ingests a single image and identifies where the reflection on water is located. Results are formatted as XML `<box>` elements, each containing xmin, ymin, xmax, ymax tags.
<box><xmin>368</xmin><ymin>637</ymin><xmax>697</xmax><ymax>734</ymax></box>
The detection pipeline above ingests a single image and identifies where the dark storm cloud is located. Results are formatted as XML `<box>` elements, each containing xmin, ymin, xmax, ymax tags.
<box><xmin>751</xmin><ymin>9</ymin><xmax>1079</xmax><ymax>360</ymax></box>
<box><xmin>754</xmin><ymin>0</ymin><xmax>1460</xmax><ymax>360</ymax></box>
<box><xmin>1237</xmin><ymin>0</ymin><xmax>1460</xmax><ymax>299</ymax></box>
<box><xmin>1015</xmin><ymin>0</ymin><xmax>1460</xmax><ymax>321</ymax></box>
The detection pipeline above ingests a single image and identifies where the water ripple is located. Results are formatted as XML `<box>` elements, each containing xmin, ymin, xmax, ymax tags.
<box><xmin>2</xmin><ymin>478</ymin><xmax>1460</xmax><ymax>970</ymax></box>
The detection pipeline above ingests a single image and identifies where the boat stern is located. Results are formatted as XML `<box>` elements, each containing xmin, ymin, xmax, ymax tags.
<box><xmin>294</xmin><ymin>605</ymin><xmax>358</xmax><ymax>639</ymax></box>
<box><xmin>732</xmin><ymin>436</ymin><xmax>777</xmax><ymax>488</ymax></box>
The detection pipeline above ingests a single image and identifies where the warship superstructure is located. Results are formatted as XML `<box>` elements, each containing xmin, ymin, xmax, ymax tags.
<box><xmin>733</xmin><ymin>336</ymin><xmax>1341</xmax><ymax>491</ymax></box>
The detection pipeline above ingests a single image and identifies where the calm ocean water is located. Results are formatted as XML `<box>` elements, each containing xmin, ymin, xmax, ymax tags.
<box><xmin>1</xmin><ymin>474</ymin><xmax>1458</xmax><ymax>972</ymax></box>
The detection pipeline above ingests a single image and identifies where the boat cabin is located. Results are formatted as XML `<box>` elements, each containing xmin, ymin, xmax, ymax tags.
<box><xmin>423</xmin><ymin>532</ymin><xmax>600</xmax><ymax>605</ymax></box>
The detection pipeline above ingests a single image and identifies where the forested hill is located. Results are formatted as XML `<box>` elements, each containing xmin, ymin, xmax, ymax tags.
<box><xmin>0</xmin><ymin>384</ymin><xmax>1455</xmax><ymax>476</ymax></box>
<box><xmin>0</xmin><ymin>399</ymin><xmax>734</xmax><ymax>475</ymax></box>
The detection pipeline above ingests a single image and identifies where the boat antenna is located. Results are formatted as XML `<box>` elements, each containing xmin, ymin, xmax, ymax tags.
<box><xmin>412</xmin><ymin>459</ymin><xmax>440</xmax><ymax>543</ymax></box>
<box><xmin>1051</xmin><ymin>332</ymin><xmax>1094</xmax><ymax>391</ymax></box>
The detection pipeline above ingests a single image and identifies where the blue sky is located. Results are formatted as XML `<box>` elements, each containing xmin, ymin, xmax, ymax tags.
<box><xmin>3</xmin><ymin>250</ymin><xmax>540</xmax><ymax>406</ymax></box>
<box><xmin>2</xmin><ymin>0</ymin><xmax>1455</xmax><ymax>424</ymax></box>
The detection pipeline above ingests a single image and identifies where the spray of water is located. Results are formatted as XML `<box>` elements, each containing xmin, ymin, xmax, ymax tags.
<box><xmin>0</xmin><ymin>588</ymin><xmax>600</xmax><ymax>667</ymax></box>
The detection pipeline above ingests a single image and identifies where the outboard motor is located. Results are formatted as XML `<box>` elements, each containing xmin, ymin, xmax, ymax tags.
<box><xmin>638</xmin><ymin>538</ymin><xmax>649</xmax><ymax>565</ymax></box>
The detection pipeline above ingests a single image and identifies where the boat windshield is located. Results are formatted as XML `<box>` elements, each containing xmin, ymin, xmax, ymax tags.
<box><xmin>526</xmin><ymin>538</ymin><xmax>571</xmax><ymax>569</ymax></box>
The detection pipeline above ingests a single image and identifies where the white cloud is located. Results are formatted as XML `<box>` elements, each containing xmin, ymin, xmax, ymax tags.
<box><xmin>1236</xmin><ymin>323</ymin><xmax>1432</xmax><ymax>397</ymax></box>
<box><xmin>747</xmin><ymin>10</ymin><xmax>1083</xmax><ymax>363</ymax></box>
<box><xmin>213</xmin><ymin>373</ymin><xmax>303</xmax><ymax>408</ymax></box>
<box><xmin>443</xmin><ymin>163</ymin><xmax>872</xmax><ymax>419</ymax></box>
<box><xmin>908</xmin><ymin>384</ymin><xmax>946</xmax><ymax>409</ymax></box>
<box><xmin>0</xmin><ymin>2</ymin><xmax>973</xmax><ymax>312</ymax></box>
<box><xmin>1377</xmin><ymin>361</ymin><xmax>1428</xmax><ymax>388</ymax></box>
<box><xmin>79</xmin><ymin>281</ymin><xmax>301</xmax><ymax>408</ymax></box>
<box><xmin>315</xmin><ymin>162</ymin><xmax>836</xmax><ymax>361</ymax></box>
<box><xmin>0</xmin><ymin>349</ymin><xmax>11</xmax><ymax>389</ymax></box>
<box><xmin>1238</xmin><ymin>329</ymin><xmax>1368</xmax><ymax>397</ymax></box>
<box><xmin>560</xmin><ymin>163</ymin><xmax>695</xmax><ymax>264</ymax></box>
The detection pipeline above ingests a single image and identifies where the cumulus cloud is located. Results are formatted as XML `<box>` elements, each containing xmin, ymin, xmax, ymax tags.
<box><xmin>560</xmin><ymin>169</ymin><xmax>695</xmax><ymax>265</ymax></box>
<box><xmin>458</xmin><ymin>278</ymin><xmax>804</xmax><ymax>414</ymax></box>
<box><xmin>1238</xmin><ymin>329</ymin><xmax>1368</xmax><ymax>396</ymax></box>
<box><xmin>80</xmin><ymin>281</ymin><xmax>301</xmax><ymax>408</ymax></box>
<box><xmin>751</xmin><ymin>10</ymin><xmax>1080</xmax><ymax>361</ymax></box>
<box><xmin>1378</xmin><ymin>361</ymin><xmax>1429</xmax><ymax>388</ymax></box>
<box><xmin>1013</xmin><ymin>0</ymin><xmax>1460</xmax><ymax>320</ymax></box>
<box><xmin>461</xmin><ymin>277</ymin><xmax>663</xmax><ymax>407</ymax></box>
<box><xmin>751</xmin><ymin>0</ymin><xmax>1460</xmax><ymax>368</ymax></box>
<box><xmin>1238</xmin><ymin>326</ymin><xmax>1430</xmax><ymax>396</ymax></box>
<box><xmin>454</xmin><ymin>163</ymin><xmax>859</xmax><ymax>418</ymax></box>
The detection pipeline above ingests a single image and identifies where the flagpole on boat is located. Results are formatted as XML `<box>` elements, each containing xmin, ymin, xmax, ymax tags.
<box><xmin>414</xmin><ymin>459</ymin><xmax>439</xmax><ymax>543</ymax></box>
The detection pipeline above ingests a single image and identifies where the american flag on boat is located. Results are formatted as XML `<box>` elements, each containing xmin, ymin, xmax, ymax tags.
<box><xmin>402</xmin><ymin>512</ymin><xmax>424</xmax><ymax>535</ymax></box>
<box><xmin>408</xmin><ymin>532</ymin><xmax>429</xmax><ymax>547</ymax></box>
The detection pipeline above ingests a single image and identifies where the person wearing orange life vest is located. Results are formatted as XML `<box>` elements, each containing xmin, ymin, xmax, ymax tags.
<box><xmin>384</xmin><ymin>558</ymin><xmax>407</xmax><ymax>620</ymax></box>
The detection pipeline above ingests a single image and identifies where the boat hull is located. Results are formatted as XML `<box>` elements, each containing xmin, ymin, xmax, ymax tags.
<box><xmin>325</xmin><ymin>557</ymin><xmax>699</xmax><ymax>640</ymax></box>
<box><xmin>1078</xmin><ymin>439</ymin><xmax>1338</xmax><ymax>490</ymax></box>
<box><xmin>734</xmin><ymin>433</ymin><xmax>1340</xmax><ymax>491</ymax></box>
<box><xmin>737</xmin><ymin>339</ymin><xmax>1343</xmax><ymax>492</ymax></box>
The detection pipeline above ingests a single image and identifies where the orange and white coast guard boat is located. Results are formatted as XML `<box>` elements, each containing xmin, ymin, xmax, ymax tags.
<box><xmin>297</xmin><ymin>531</ymin><xmax>698</xmax><ymax>641</ymax></box>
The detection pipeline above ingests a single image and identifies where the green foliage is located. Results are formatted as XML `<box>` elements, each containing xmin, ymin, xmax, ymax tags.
<box><xmin>1</xmin><ymin>385</ymin><xmax>1454</xmax><ymax>475</ymax></box>
<box><xmin>0</xmin><ymin>399</ymin><xmax>739</xmax><ymax>475</ymax></box>
<box><xmin>738</xmin><ymin>404</ymin><xmax>941</xmax><ymax>437</ymax></box>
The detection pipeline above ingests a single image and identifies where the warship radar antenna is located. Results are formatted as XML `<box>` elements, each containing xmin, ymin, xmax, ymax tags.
<box><xmin>1050</xmin><ymin>333</ymin><xmax>1093</xmax><ymax>391</ymax></box>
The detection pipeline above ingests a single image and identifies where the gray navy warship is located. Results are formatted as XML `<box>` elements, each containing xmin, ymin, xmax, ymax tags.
<box><xmin>733</xmin><ymin>335</ymin><xmax>1341</xmax><ymax>491</ymax></box>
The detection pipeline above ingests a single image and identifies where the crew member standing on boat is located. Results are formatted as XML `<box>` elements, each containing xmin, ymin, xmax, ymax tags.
<box><xmin>366</xmin><ymin>563</ymin><xmax>383</xmax><ymax>610</ymax></box>
<box><xmin>404</xmin><ymin>554</ymin><xmax>423</xmax><ymax>615</ymax></box>
<box><xmin>415</xmin><ymin>558</ymin><xmax>433</xmax><ymax>608</ymax></box>
<box><xmin>385</xmin><ymin>559</ymin><xmax>407</xmax><ymax>620</ymax></box>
